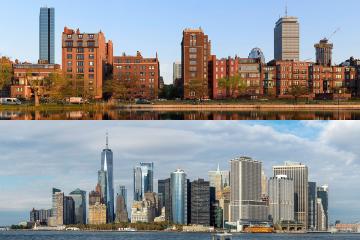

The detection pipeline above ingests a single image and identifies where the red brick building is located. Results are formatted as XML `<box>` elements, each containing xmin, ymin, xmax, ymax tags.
<box><xmin>62</xmin><ymin>27</ymin><xmax>113</xmax><ymax>99</ymax></box>
<box><xmin>211</xmin><ymin>56</ymin><xmax>263</xmax><ymax>99</ymax></box>
<box><xmin>182</xmin><ymin>28</ymin><xmax>211</xmax><ymax>99</ymax></box>
<box><xmin>112</xmin><ymin>51</ymin><xmax>160</xmax><ymax>100</ymax></box>
<box><xmin>11</xmin><ymin>63</ymin><xmax>61</xmax><ymax>99</ymax></box>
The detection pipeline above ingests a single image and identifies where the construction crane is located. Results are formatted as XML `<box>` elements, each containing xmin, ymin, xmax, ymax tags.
<box><xmin>326</xmin><ymin>28</ymin><xmax>341</xmax><ymax>41</ymax></box>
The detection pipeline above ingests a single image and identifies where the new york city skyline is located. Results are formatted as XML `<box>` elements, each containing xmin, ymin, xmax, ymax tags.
<box><xmin>1</xmin><ymin>0</ymin><xmax>360</xmax><ymax>84</ymax></box>
<box><xmin>0</xmin><ymin>121</ymin><xmax>359</xmax><ymax>226</ymax></box>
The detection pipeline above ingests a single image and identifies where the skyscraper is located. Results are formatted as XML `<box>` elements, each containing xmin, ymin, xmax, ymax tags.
<box><xmin>274</xmin><ymin>13</ymin><xmax>300</xmax><ymax>61</ymax></box>
<box><xmin>229</xmin><ymin>157</ymin><xmax>268</xmax><ymax>224</ymax></box>
<box><xmin>39</xmin><ymin>7</ymin><xmax>55</xmax><ymax>64</ymax></box>
<box><xmin>173</xmin><ymin>61</ymin><xmax>182</xmax><ymax>84</ymax></box>
<box><xmin>69</xmin><ymin>189</ymin><xmax>87</xmax><ymax>224</ymax></box>
<box><xmin>182</xmin><ymin>28</ymin><xmax>211</xmax><ymax>99</ymax></box>
<box><xmin>308</xmin><ymin>182</ymin><xmax>317</xmax><ymax>230</ymax></box>
<box><xmin>208</xmin><ymin>164</ymin><xmax>230</xmax><ymax>199</ymax></box>
<box><xmin>133</xmin><ymin>162</ymin><xmax>154</xmax><ymax>201</ymax></box>
<box><xmin>315</xmin><ymin>39</ymin><xmax>333</xmax><ymax>66</ymax></box>
<box><xmin>170</xmin><ymin>169</ymin><xmax>188</xmax><ymax>225</ymax></box>
<box><xmin>317</xmin><ymin>185</ymin><xmax>329</xmax><ymax>230</ymax></box>
<box><xmin>98</xmin><ymin>133</ymin><xmax>114</xmax><ymax>223</ymax></box>
<box><xmin>158</xmin><ymin>178</ymin><xmax>171</xmax><ymax>221</ymax></box>
<box><xmin>88</xmin><ymin>185</ymin><xmax>107</xmax><ymax>225</ymax></box>
<box><xmin>268</xmin><ymin>175</ymin><xmax>295</xmax><ymax>224</ymax></box>
<box><xmin>190</xmin><ymin>179</ymin><xmax>211</xmax><ymax>226</ymax></box>
<box><xmin>115</xmin><ymin>186</ymin><xmax>129</xmax><ymax>223</ymax></box>
<box><xmin>63</xmin><ymin>196</ymin><xmax>75</xmax><ymax>225</ymax></box>
<box><xmin>273</xmin><ymin>162</ymin><xmax>309</xmax><ymax>227</ymax></box>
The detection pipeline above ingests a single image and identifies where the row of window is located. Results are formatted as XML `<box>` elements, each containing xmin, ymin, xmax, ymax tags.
<box><xmin>115</xmin><ymin>65</ymin><xmax>156</xmax><ymax>70</ymax></box>
<box><xmin>67</xmin><ymin>34</ymin><xmax>95</xmax><ymax>39</ymax></box>
<box><xmin>66</xmin><ymin>48</ymin><xmax>95</xmax><ymax>53</ymax></box>
<box><xmin>65</xmin><ymin>41</ymin><xmax>96</xmax><ymax>47</ymax></box>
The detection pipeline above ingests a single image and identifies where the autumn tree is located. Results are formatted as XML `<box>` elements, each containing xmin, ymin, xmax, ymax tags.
<box><xmin>0</xmin><ymin>57</ymin><xmax>13</xmax><ymax>94</ymax></box>
<box><xmin>185</xmin><ymin>79</ymin><xmax>208</xmax><ymax>100</ymax></box>
<box><xmin>289</xmin><ymin>84</ymin><xmax>309</xmax><ymax>103</ymax></box>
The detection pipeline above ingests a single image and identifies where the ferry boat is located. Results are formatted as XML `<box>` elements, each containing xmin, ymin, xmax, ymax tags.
<box><xmin>211</xmin><ymin>232</ymin><xmax>233</xmax><ymax>240</ymax></box>
<box><xmin>118</xmin><ymin>227</ymin><xmax>137</xmax><ymax>232</ymax></box>
<box><xmin>243</xmin><ymin>225</ymin><xmax>274</xmax><ymax>233</ymax></box>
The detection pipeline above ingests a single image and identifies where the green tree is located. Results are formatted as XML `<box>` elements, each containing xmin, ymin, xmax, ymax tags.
<box><xmin>0</xmin><ymin>56</ymin><xmax>13</xmax><ymax>93</ymax></box>
<box><xmin>218</xmin><ymin>74</ymin><xmax>247</xmax><ymax>98</ymax></box>
<box><xmin>104</xmin><ymin>80</ymin><xmax>129</xmax><ymax>101</ymax></box>
<box><xmin>185</xmin><ymin>79</ymin><xmax>208</xmax><ymax>100</ymax></box>
<box><xmin>289</xmin><ymin>84</ymin><xmax>308</xmax><ymax>103</ymax></box>
<box><xmin>45</xmin><ymin>73</ymin><xmax>73</xmax><ymax>102</ymax></box>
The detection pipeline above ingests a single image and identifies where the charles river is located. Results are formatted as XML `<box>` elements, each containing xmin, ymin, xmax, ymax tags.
<box><xmin>0</xmin><ymin>232</ymin><xmax>359</xmax><ymax>240</ymax></box>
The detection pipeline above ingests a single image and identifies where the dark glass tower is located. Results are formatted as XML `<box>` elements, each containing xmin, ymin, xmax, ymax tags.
<box><xmin>39</xmin><ymin>7</ymin><xmax>55</xmax><ymax>64</ymax></box>
<box><xmin>98</xmin><ymin>133</ymin><xmax>114</xmax><ymax>223</ymax></box>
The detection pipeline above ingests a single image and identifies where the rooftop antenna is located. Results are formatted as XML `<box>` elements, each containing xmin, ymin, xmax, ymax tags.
<box><xmin>285</xmin><ymin>1</ymin><xmax>288</xmax><ymax>17</ymax></box>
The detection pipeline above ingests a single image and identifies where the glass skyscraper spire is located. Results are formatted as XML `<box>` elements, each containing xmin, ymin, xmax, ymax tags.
<box><xmin>39</xmin><ymin>7</ymin><xmax>55</xmax><ymax>64</ymax></box>
<box><xmin>98</xmin><ymin>133</ymin><xmax>114</xmax><ymax>223</ymax></box>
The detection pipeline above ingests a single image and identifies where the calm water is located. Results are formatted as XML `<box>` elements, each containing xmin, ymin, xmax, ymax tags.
<box><xmin>0</xmin><ymin>232</ymin><xmax>358</xmax><ymax>240</ymax></box>
<box><xmin>1</xmin><ymin>109</ymin><xmax>360</xmax><ymax>120</ymax></box>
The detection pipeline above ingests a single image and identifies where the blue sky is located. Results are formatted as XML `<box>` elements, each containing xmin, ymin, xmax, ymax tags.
<box><xmin>1</xmin><ymin>0</ymin><xmax>360</xmax><ymax>83</ymax></box>
<box><xmin>1</xmin><ymin>121</ymin><xmax>360</xmax><ymax>226</ymax></box>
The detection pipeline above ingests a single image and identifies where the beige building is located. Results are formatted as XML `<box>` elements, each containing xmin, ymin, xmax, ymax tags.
<box><xmin>88</xmin><ymin>203</ymin><xmax>107</xmax><ymax>225</ymax></box>
<box><xmin>273</xmin><ymin>162</ymin><xmax>308</xmax><ymax>227</ymax></box>
<box><xmin>208</xmin><ymin>165</ymin><xmax>230</xmax><ymax>200</ymax></box>
<box><xmin>274</xmin><ymin>16</ymin><xmax>300</xmax><ymax>61</ymax></box>
<box><xmin>54</xmin><ymin>192</ymin><xmax>64</xmax><ymax>226</ymax></box>
<box><xmin>131</xmin><ymin>200</ymin><xmax>156</xmax><ymax>223</ymax></box>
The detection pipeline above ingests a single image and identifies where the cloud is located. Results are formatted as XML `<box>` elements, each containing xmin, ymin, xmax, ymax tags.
<box><xmin>0</xmin><ymin>121</ymin><xmax>360</xmax><ymax>225</ymax></box>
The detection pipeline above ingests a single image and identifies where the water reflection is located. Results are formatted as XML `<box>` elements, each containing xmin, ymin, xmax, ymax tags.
<box><xmin>0</xmin><ymin>109</ymin><xmax>359</xmax><ymax>120</ymax></box>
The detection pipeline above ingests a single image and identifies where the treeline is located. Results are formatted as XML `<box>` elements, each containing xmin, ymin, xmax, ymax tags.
<box><xmin>67</xmin><ymin>222</ymin><xmax>177</xmax><ymax>231</ymax></box>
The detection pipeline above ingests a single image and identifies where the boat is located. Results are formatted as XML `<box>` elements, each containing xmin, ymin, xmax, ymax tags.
<box><xmin>211</xmin><ymin>232</ymin><xmax>233</xmax><ymax>240</ymax></box>
<box><xmin>243</xmin><ymin>225</ymin><xmax>274</xmax><ymax>233</ymax></box>
<box><xmin>118</xmin><ymin>227</ymin><xmax>137</xmax><ymax>232</ymax></box>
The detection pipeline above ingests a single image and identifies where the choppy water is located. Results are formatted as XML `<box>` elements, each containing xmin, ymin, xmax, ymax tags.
<box><xmin>1</xmin><ymin>109</ymin><xmax>360</xmax><ymax>120</ymax></box>
<box><xmin>0</xmin><ymin>232</ymin><xmax>359</xmax><ymax>240</ymax></box>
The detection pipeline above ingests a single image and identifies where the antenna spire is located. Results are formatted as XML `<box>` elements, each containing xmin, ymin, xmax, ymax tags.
<box><xmin>285</xmin><ymin>1</ymin><xmax>288</xmax><ymax>17</ymax></box>
<box><xmin>106</xmin><ymin>132</ymin><xmax>109</xmax><ymax>149</ymax></box>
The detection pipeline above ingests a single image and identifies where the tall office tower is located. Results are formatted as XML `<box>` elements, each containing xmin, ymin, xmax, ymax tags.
<box><xmin>182</xmin><ymin>28</ymin><xmax>211</xmax><ymax>99</ymax></box>
<box><xmin>261</xmin><ymin>170</ymin><xmax>268</xmax><ymax>197</ymax></box>
<box><xmin>190</xmin><ymin>179</ymin><xmax>211</xmax><ymax>226</ymax></box>
<box><xmin>229</xmin><ymin>157</ymin><xmax>268</xmax><ymax>224</ymax></box>
<box><xmin>115</xmin><ymin>193</ymin><xmax>129</xmax><ymax>223</ymax></box>
<box><xmin>158</xmin><ymin>178</ymin><xmax>171</xmax><ymax>221</ymax></box>
<box><xmin>317</xmin><ymin>185</ymin><xmax>329</xmax><ymax>230</ymax></box>
<box><xmin>308</xmin><ymin>182</ymin><xmax>318</xmax><ymax>230</ymax></box>
<box><xmin>170</xmin><ymin>169</ymin><xmax>188</xmax><ymax>225</ymax></box>
<box><xmin>30</xmin><ymin>209</ymin><xmax>51</xmax><ymax>224</ymax></box>
<box><xmin>39</xmin><ymin>7</ymin><xmax>55</xmax><ymax>64</ymax></box>
<box><xmin>315</xmin><ymin>39</ymin><xmax>333</xmax><ymax>66</ymax></box>
<box><xmin>133</xmin><ymin>162</ymin><xmax>154</xmax><ymax>201</ymax></box>
<box><xmin>268</xmin><ymin>175</ymin><xmax>295</xmax><ymax>224</ymax></box>
<box><xmin>63</xmin><ymin>196</ymin><xmax>75</xmax><ymax>225</ymax></box>
<box><xmin>274</xmin><ymin>13</ymin><xmax>300</xmax><ymax>61</ymax></box>
<box><xmin>173</xmin><ymin>61</ymin><xmax>182</xmax><ymax>84</ymax></box>
<box><xmin>316</xmin><ymin>198</ymin><xmax>326</xmax><ymax>231</ymax></box>
<box><xmin>117</xmin><ymin>185</ymin><xmax>127</xmax><ymax>207</ymax></box>
<box><xmin>51</xmin><ymin>188</ymin><xmax>61</xmax><ymax>220</ymax></box>
<box><xmin>97</xmin><ymin>134</ymin><xmax>114</xmax><ymax>223</ymax></box>
<box><xmin>208</xmin><ymin>165</ymin><xmax>230</xmax><ymax>199</ymax></box>
<box><xmin>273</xmin><ymin>162</ymin><xmax>309</xmax><ymax>227</ymax></box>
<box><xmin>54</xmin><ymin>191</ymin><xmax>64</xmax><ymax>226</ymax></box>
<box><xmin>62</xmin><ymin>27</ymin><xmax>113</xmax><ymax>99</ymax></box>
<box><xmin>69</xmin><ymin>189</ymin><xmax>87</xmax><ymax>224</ymax></box>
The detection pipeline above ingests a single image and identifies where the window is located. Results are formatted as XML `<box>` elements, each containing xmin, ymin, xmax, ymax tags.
<box><xmin>78</xmin><ymin>34</ymin><xmax>83</xmax><ymax>39</ymax></box>
<box><xmin>150</xmin><ymin>72</ymin><xmax>155</xmax><ymax>76</ymax></box>
<box><xmin>67</xmin><ymin>54</ymin><xmax>72</xmax><ymax>59</ymax></box>
<box><xmin>89</xmin><ymin>74</ymin><xmax>94</xmax><ymax>79</ymax></box>
<box><xmin>67</xmin><ymin>68</ymin><xmax>72</xmax><ymax>73</ymax></box>
<box><xmin>67</xmin><ymin>48</ymin><xmax>72</xmax><ymax>53</ymax></box>
<box><xmin>89</xmin><ymin>48</ymin><xmax>95</xmax><ymax>53</ymax></box>
<box><xmin>76</xmin><ymin>54</ymin><xmax>84</xmax><ymax>60</ymax></box>
<box><xmin>89</xmin><ymin>34</ymin><xmax>95</xmax><ymax>39</ymax></box>
<box><xmin>67</xmin><ymin>34</ymin><xmax>72</xmax><ymax>39</ymax></box>
<box><xmin>189</xmin><ymin>54</ymin><xmax>197</xmax><ymax>59</ymax></box>
<box><xmin>77</xmin><ymin>68</ymin><xmax>84</xmax><ymax>73</ymax></box>
<box><xmin>149</xmin><ymin>66</ymin><xmax>155</xmax><ymax>70</ymax></box>
<box><xmin>77</xmin><ymin>41</ymin><xmax>83</xmax><ymax>47</ymax></box>
<box><xmin>66</xmin><ymin>41</ymin><xmax>73</xmax><ymax>47</ymax></box>
<box><xmin>88</xmin><ymin>41</ymin><xmax>95</xmax><ymax>47</ymax></box>
<box><xmin>189</xmin><ymin>48</ymin><xmax>197</xmax><ymax>53</ymax></box>
<box><xmin>89</xmin><ymin>61</ymin><xmax>94</xmax><ymax>66</ymax></box>
<box><xmin>67</xmin><ymin>61</ymin><xmax>72</xmax><ymax>67</ymax></box>
<box><xmin>190</xmin><ymin>61</ymin><xmax>197</xmax><ymax>65</ymax></box>
<box><xmin>89</xmin><ymin>68</ymin><xmax>95</xmax><ymax>73</ymax></box>
<box><xmin>89</xmin><ymin>54</ymin><xmax>95</xmax><ymax>59</ymax></box>
<box><xmin>77</xmin><ymin>61</ymin><xmax>84</xmax><ymax>67</ymax></box>
<box><xmin>76</xmin><ymin>48</ymin><xmax>84</xmax><ymax>53</ymax></box>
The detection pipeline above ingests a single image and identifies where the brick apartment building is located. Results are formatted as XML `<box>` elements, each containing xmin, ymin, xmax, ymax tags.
<box><xmin>112</xmin><ymin>51</ymin><xmax>160</xmax><ymax>100</ymax></box>
<box><xmin>62</xmin><ymin>27</ymin><xmax>113</xmax><ymax>99</ymax></box>
<box><xmin>11</xmin><ymin>63</ymin><xmax>61</xmax><ymax>99</ymax></box>
<box><xmin>182</xmin><ymin>28</ymin><xmax>211</xmax><ymax>99</ymax></box>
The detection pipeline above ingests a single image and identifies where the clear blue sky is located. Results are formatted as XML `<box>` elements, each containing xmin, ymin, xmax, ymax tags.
<box><xmin>1</xmin><ymin>0</ymin><xmax>360</xmax><ymax>83</ymax></box>
<box><xmin>1</xmin><ymin>121</ymin><xmax>360</xmax><ymax>226</ymax></box>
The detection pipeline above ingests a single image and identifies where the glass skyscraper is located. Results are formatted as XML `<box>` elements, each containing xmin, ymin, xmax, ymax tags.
<box><xmin>133</xmin><ymin>162</ymin><xmax>154</xmax><ymax>201</ymax></box>
<box><xmin>170</xmin><ymin>169</ymin><xmax>188</xmax><ymax>225</ymax></box>
<box><xmin>39</xmin><ymin>7</ymin><xmax>55</xmax><ymax>64</ymax></box>
<box><xmin>98</xmin><ymin>134</ymin><xmax>114</xmax><ymax>223</ymax></box>
<box><xmin>69</xmin><ymin>189</ymin><xmax>87</xmax><ymax>224</ymax></box>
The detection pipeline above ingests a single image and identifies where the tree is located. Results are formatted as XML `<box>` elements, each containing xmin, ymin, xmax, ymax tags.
<box><xmin>185</xmin><ymin>79</ymin><xmax>208</xmax><ymax>100</ymax></box>
<box><xmin>289</xmin><ymin>84</ymin><xmax>308</xmax><ymax>103</ymax></box>
<box><xmin>103</xmin><ymin>79</ymin><xmax>128</xmax><ymax>101</ymax></box>
<box><xmin>218</xmin><ymin>74</ymin><xmax>247</xmax><ymax>99</ymax></box>
<box><xmin>0</xmin><ymin>56</ymin><xmax>13</xmax><ymax>94</ymax></box>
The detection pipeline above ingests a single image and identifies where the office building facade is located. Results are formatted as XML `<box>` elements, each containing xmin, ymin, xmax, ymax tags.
<box><xmin>315</xmin><ymin>39</ymin><xmax>333</xmax><ymax>66</ymax></box>
<box><xmin>274</xmin><ymin>16</ymin><xmax>300</xmax><ymax>61</ymax></box>
<box><xmin>69</xmin><ymin>189</ymin><xmax>87</xmax><ymax>224</ymax></box>
<box><xmin>39</xmin><ymin>7</ymin><xmax>55</xmax><ymax>64</ymax></box>
<box><xmin>229</xmin><ymin>157</ymin><xmax>268</xmax><ymax>224</ymax></box>
<box><xmin>317</xmin><ymin>185</ymin><xmax>329</xmax><ymax>230</ymax></box>
<box><xmin>190</xmin><ymin>179</ymin><xmax>211</xmax><ymax>226</ymax></box>
<box><xmin>158</xmin><ymin>178</ymin><xmax>171</xmax><ymax>221</ymax></box>
<box><xmin>308</xmin><ymin>182</ymin><xmax>317</xmax><ymax>230</ymax></box>
<box><xmin>273</xmin><ymin>162</ymin><xmax>309</xmax><ymax>227</ymax></box>
<box><xmin>268</xmin><ymin>175</ymin><xmax>295</xmax><ymax>224</ymax></box>
<box><xmin>170</xmin><ymin>169</ymin><xmax>188</xmax><ymax>224</ymax></box>
<box><xmin>133</xmin><ymin>162</ymin><xmax>154</xmax><ymax>201</ymax></box>
<box><xmin>208</xmin><ymin>165</ymin><xmax>230</xmax><ymax>198</ymax></box>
